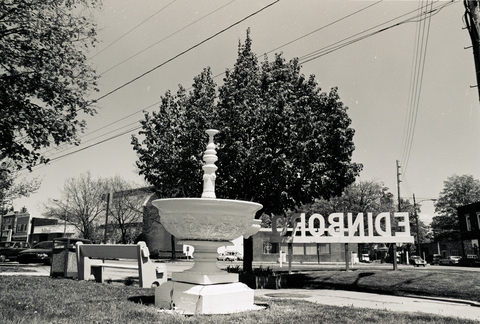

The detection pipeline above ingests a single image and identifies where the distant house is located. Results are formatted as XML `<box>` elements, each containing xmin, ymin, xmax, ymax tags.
<box><xmin>457</xmin><ymin>202</ymin><xmax>480</xmax><ymax>258</ymax></box>
<box><xmin>29</xmin><ymin>217</ymin><xmax>78</xmax><ymax>244</ymax></box>
<box><xmin>253</xmin><ymin>229</ymin><xmax>358</xmax><ymax>263</ymax></box>
<box><xmin>1</xmin><ymin>211</ymin><xmax>78</xmax><ymax>243</ymax></box>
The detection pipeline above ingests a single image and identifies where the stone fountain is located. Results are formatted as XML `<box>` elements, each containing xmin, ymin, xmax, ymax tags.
<box><xmin>152</xmin><ymin>129</ymin><xmax>263</xmax><ymax>315</ymax></box>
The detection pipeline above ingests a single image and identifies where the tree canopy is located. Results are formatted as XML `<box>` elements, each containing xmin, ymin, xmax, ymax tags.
<box><xmin>132</xmin><ymin>31</ymin><xmax>362</xmax><ymax>216</ymax></box>
<box><xmin>432</xmin><ymin>174</ymin><xmax>480</xmax><ymax>241</ymax></box>
<box><xmin>0</xmin><ymin>0</ymin><xmax>101</xmax><ymax>170</ymax></box>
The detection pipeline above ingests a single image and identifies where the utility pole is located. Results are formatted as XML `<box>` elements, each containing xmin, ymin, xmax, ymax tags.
<box><xmin>396</xmin><ymin>160</ymin><xmax>402</xmax><ymax>212</ymax></box>
<box><xmin>465</xmin><ymin>0</ymin><xmax>480</xmax><ymax>101</ymax></box>
<box><xmin>393</xmin><ymin>160</ymin><xmax>402</xmax><ymax>271</ymax></box>
<box><xmin>413</xmin><ymin>193</ymin><xmax>421</xmax><ymax>257</ymax></box>
<box><xmin>103</xmin><ymin>192</ymin><xmax>112</xmax><ymax>244</ymax></box>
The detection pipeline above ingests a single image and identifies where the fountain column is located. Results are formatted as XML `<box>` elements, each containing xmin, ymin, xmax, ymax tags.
<box><xmin>201</xmin><ymin>129</ymin><xmax>218</xmax><ymax>198</ymax></box>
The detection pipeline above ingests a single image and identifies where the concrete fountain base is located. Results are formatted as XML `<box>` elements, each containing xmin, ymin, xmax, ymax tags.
<box><xmin>155</xmin><ymin>281</ymin><xmax>260</xmax><ymax>315</ymax></box>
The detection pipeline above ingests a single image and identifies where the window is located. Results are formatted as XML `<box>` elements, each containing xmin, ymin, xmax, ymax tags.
<box><xmin>466</xmin><ymin>214</ymin><xmax>472</xmax><ymax>231</ymax></box>
<box><xmin>319</xmin><ymin>243</ymin><xmax>330</xmax><ymax>254</ymax></box>
<box><xmin>262</xmin><ymin>241</ymin><xmax>279</xmax><ymax>254</ymax></box>
<box><xmin>292</xmin><ymin>244</ymin><xmax>304</xmax><ymax>255</ymax></box>
<box><xmin>305</xmin><ymin>244</ymin><xmax>317</xmax><ymax>255</ymax></box>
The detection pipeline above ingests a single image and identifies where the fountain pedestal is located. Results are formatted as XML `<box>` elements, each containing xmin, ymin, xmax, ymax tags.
<box><xmin>171</xmin><ymin>241</ymin><xmax>238</xmax><ymax>284</ymax></box>
<box><xmin>154</xmin><ymin>238</ymin><xmax>262</xmax><ymax>314</ymax></box>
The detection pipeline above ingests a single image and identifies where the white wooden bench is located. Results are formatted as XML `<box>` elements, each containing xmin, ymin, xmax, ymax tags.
<box><xmin>76</xmin><ymin>241</ymin><xmax>166</xmax><ymax>288</ymax></box>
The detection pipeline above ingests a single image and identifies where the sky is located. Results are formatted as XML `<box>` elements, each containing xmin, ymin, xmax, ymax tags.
<box><xmin>13</xmin><ymin>0</ymin><xmax>480</xmax><ymax>227</ymax></box>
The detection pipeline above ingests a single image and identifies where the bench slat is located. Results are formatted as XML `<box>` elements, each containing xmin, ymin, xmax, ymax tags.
<box><xmin>79</xmin><ymin>245</ymin><xmax>139</xmax><ymax>259</ymax></box>
<box><xmin>91</xmin><ymin>264</ymin><xmax>138</xmax><ymax>269</ymax></box>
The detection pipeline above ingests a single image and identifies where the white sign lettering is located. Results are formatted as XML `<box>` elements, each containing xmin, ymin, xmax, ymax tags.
<box><xmin>271</xmin><ymin>212</ymin><xmax>414</xmax><ymax>243</ymax></box>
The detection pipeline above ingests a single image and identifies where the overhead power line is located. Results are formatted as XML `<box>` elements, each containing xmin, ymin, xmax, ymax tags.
<box><xmin>298</xmin><ymin>0</ymin><xmax>453</xmax><ymax>65</ymax></box>
<box><xmin>26</xmin><ymin>1</ymin><xmax>457</xmax><ymax>172</ymax></box>
<box><xmin>400</xmin><ymin>0</ymin><xmax>434</xmax><ymax>175</ymax></box>
<box><xmin>93</xmin><ymin>0</ymin><xmax>280</xmax><ymax>103</ymax></box>
<box><xmin>90</xmin><ymin>0</ymin><xmax>177</xmax><ymax>59</ymax></box>
<box><xmin>264</xmin><ymin>0</ymin><xmax>384</xmax><ymax>56</ymax></box>
<box><xmin>36</xmin><ymin>0</ymin><xmax>387</xmax><ymax>167</ymax></box>
<box><xmin>99</xmin><ymin>0</ymin><xmax>236</xmax><ymax>76</ymax></box>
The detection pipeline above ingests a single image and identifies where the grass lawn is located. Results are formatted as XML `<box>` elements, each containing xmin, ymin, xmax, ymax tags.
<box><xmin>0</xmin><ymin>269</ymin><xmax>479</xmax><ymax>324</ymax></box>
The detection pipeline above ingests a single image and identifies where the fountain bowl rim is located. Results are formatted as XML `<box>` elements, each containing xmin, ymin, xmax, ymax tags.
<box><xmin>152</xmin><ymin>197</ymin><xmax>262</xmax><ymax>208</ymax></box>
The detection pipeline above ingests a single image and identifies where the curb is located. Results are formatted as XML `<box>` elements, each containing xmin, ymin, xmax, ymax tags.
<box><xmin>404</xmin><ymin>294</ymin><xmax>480</xmax><ymax>307</ymax></box>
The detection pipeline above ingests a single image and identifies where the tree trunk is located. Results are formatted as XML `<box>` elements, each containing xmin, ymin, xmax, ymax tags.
<box><xmin>243</xmin><ymin>236</ymin><xmax>253</xmax><ymax>273</ymax></box>
<box><xmin>243</xmin><ymin>209</ymin><xmax>264</xmax><ymax>273</ymax></box>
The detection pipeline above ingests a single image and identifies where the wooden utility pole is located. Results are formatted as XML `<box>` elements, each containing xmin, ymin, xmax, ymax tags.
<box><xmin>396</xmin><ymin>160</ymin><xmax>402</xmax><ymax>213</ymax></box>
<box><xmin>393</xmin><ymin>160</ymin><xmax>403</xmax><ymax>271</ymax></box>
<box><xmin>465</xmin><ymin>0</ymin><xmax>480</xmax><ymax>101</ymax></box>
<box><xmin>102</xmin><ymin>186</ymin><xmax>155</xmax><ymax>244</ymax></box>
<box><xmin>103</xmin><ymin>192</ymin><xmax>112</xmax><ymax>244</ymax></box>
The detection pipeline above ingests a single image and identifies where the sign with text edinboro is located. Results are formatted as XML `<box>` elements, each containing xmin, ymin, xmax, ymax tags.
<box><xmin>270</xmin><ymin>212</ymin><xmax>415</xmax><ymax>244</ymax></box>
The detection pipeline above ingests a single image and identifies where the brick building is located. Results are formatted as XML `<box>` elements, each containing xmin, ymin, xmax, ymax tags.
<box><xmin>457</xmin><ymin>201</ymin><xmax>480</xmax><ymax>258</ymax></box>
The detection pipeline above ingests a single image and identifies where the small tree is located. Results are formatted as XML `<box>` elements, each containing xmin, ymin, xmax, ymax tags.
<box><xmin>432</xmin><ymin>174</ymin><xmax>480</xmax><ymax>241</ymax></box>
<box><xmin>106</xmin><ymin>176</ymin><xmax>148</xmax><ymax>244</ymax></box>
<box><xmin>45</xmin><ymin>172</ymin><xmax>106</xmax><ymax>240</ymax></box>
<box><xmin>0</xmin><ymin>159</ymin><xmax>41</xmax><ymax>214</ymax></box>
<box><xmin>45</xmin><ymin>173</ymin><xmax>149</xmax><ymax>242</ymax></box>
<box><xmin>302</xmin><ymin>180</ymin><xmax>425</xmax><ymax>256</ymax></box>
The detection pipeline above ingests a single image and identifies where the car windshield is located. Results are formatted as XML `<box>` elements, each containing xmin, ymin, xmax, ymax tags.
<box><xmin>0</xmin><ymin>242</ymin><xmax>11</xmax><ymax>248</ymax></box>
<box><xmin>32</xmin><ymin>241</ymin><xmax>53</xmax><ymax>249</ymax></box>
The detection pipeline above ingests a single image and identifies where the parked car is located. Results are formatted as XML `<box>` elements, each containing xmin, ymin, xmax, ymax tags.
<box><xmin>409</xmin><ymin>256</ymin><xmax>427</xmax><ymax>267</ymax></box>
<box><xmin>459</xmin><ymin>255</ymin><xmax>480</xmax><ymax>267</ymax></box>
<box><xmin>0</xmin><ymin>241</ymin><xmax>31</xmax><ymax>262</ymax></box>
<box><xmin>438</xmin><ymin>256</ymin><xmax>462</xmax><ymax>266</ymax></box>
<box><xmin>17</xmin><ymin>241</ymin><xmax>54</xmax><ymax>265</ymax></box>
<box><xmin>360</xmin><ymin>253</ymin><xmax>371</xmax><ymax>263</ymax></box>
<box><xmin>217</xmin><ymin>251</ymin><xmax>242</xmax><ymax>261</ymax></box>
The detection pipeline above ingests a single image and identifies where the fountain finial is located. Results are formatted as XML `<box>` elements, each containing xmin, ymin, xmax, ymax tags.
<box><xmin>201</xmin><ymin>129</ymin><xmax>219</xmax><ymax>198</ymax></box>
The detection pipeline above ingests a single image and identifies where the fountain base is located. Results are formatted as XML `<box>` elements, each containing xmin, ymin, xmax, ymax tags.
<box><xmin>155</xmin><ymin>281</ymin><xmax>258</xmax><ymax>314</ymax></box>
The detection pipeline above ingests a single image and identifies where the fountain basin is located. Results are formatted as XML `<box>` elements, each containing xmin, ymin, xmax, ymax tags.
<box><xmin>152</xmin><ymin>198</ymin><xmax>263</xmax><ymax>241</ymax></box>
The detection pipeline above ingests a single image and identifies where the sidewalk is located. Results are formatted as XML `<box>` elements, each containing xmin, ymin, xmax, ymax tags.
<box><xmin>0</xmin><ymin>266</ymin><xmax>50</xmax><ymax>276</ymax></box>
<box><xmin>255</xmin><ymin>288</ymin><xmax>480</xmax><ymax>321</ymax></box>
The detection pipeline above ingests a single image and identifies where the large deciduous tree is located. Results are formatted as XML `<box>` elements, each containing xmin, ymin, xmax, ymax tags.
<box><xmin>432</xmin><ymin>174</ymin><xmax>480</xmax><ymax>242</ymax></box>
<box><xmin>132</xmin><ymin>30</ymin><xmax>362</xmax><ymax>270</ymax></box>
<box><xmin>0</xmin><ymin>0</ymin><xmax>101</xmax><ymax>170</ymax></box>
